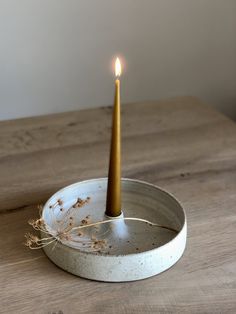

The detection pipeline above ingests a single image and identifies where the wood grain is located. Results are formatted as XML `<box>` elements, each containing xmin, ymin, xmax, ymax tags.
<box><xmin>0</xmin><ymin>96</ymin><xmax>236</xmax><ymax>313</ymax></box>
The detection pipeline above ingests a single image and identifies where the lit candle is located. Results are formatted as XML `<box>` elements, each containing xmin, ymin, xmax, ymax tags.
<box><xmin>105</xmin><ymin>57</ymin><xmax>122</xmax><ymax>217</ymax></box>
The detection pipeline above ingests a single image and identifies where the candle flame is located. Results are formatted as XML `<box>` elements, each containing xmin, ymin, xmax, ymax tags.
<box><xmin>115</xmin><ymin>57</ymin><xmax>122</xmax><ymax>77</ymax></box>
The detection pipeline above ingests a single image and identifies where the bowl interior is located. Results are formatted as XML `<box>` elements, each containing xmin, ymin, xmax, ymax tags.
<box><xmin>42</xmin><ymin>178</ymin><xmax>185</xmax><ymax>255</ymax></box>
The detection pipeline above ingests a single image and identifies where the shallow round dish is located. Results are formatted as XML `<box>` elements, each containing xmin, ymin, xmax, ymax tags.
<box><xmin>42</xmin><ymin>178</ymin><xmax>187</xmax><ymax>282</ymax></box>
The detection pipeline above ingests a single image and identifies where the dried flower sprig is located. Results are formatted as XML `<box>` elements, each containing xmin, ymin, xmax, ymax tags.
<box><xmin>25</xmin><ymin>198</ymin><xmax>179</xmax><ymax>252</ymax></box>
<box><xmin>25</xmin><ymin>232</ymin><xmax>56</xmax><ymax>249</ymax></box>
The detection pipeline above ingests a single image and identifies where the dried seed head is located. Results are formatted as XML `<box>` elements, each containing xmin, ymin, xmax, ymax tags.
<box><xmin>24</xmin><ymin>233</ymin><xmax>41</xmax><ymax>247</ymax></box>
<box><xmin>73</xmin><ymin>197</ymin><xmax>90</xmax><ymax>209</ymax></box>
<box><xmin>37</xmin><ymin>218</ymin><xmax>43</xmax><ymax>225</ymax></box>
<box><xmin>92</xmin><ymin>239</ymin><xmax>107</xmax><ymax>250</ymax></box>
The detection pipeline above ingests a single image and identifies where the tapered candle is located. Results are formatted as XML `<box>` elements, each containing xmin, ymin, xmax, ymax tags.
<box><xmin>105</xmin><ymin>57</ymin><xmax>122</xmax><ymax>217</ymax></box>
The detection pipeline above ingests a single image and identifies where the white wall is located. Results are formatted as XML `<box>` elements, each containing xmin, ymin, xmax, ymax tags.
<box><xmin>0</xmin><ymin>0</ymin><xmax>236</xmax><ymax>120</ymax></box>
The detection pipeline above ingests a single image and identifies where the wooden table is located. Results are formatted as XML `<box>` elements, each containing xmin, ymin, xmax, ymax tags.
<box><xmin>0</xmin><ymin>96</ymin><xmax>235</xmax><ymax>314</ymax></box>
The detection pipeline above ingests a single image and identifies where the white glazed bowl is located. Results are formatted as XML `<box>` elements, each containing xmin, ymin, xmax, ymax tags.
<box><xmin>42</xmin><ymin>178</ymin><xmax>187</xmax><ymax>282</ymax></box>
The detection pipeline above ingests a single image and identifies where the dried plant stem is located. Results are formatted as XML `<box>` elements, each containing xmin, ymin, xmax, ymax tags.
<box><xmin>70</xmin><ymin>217</ymin><xmax>178</xmax><ymax>234</ymax></box>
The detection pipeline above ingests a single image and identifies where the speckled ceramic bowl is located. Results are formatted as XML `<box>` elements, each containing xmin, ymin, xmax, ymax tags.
<box><xmin>41</xmin><ymin>178</ymin><xmax>187</xmax><ymax>282</ymax></box>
